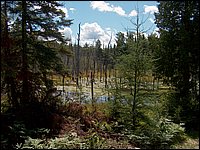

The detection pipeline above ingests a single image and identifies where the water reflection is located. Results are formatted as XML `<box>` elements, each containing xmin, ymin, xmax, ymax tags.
<box><xmin>56</xmin><ymin>90</ymin><xmax>115</xmax><ymax>104</ymax></box>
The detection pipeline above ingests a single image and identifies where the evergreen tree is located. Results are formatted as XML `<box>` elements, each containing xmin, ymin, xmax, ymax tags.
<box><xmin>114</xmin><ymin>32</ymin><xmax>127</xmax><ymax>58</ymax></box>
<box><xmin>148</xmin><ymin>33</ymin><xmax>161</xmax><ymax>90</ymax></box>
<box><xmin>155</xmin><ymin>1</ymin><xmax>199</xmax><ymax>130</ymax></box>
<box><xmin>1</xmin><ymin>1</ymin><xmax>73</xmax><ymax>106</ymax></box>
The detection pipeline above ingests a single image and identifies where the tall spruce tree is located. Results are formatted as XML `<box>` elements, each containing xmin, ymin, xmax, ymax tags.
<box><xmin>114</xmin><ymin>10</ymin><xmax>152</xmax><ymax>129</ymax></box>
<box><xmin>154</xmin><ymin>1</ymin><xmax>199</xmax><ymax>130</ymax></box>
<box><xmin>1</xmin><ymin>1</ymin><xmax>73</xmax><ymax>107</ymax></box>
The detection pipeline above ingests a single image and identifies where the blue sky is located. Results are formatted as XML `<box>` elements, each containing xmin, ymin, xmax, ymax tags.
<box><xmin>58</xmin><ymin>1</ymin><xmax>159</xmax><ymax>47</ymax></box>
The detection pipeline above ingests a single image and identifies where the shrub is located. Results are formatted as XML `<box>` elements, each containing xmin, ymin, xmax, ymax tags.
<box><xmin>84</xmin><ymin>131</ymin><xmax>106</xmax><ymax>149</ymax></box>
<box><xmin>16</xmin><ymin>133</ymin><xmax>83</xmax><ymax>149</ymax></box>
<box><xmin>65</xmin><ymin>102</ymin><xmax>85</xmax><ymax>118</ymax></box>
<box><xmin>127</xmin><ymin>117</ymin><xmax>186</xmax><ymax>149</ymax></box>
<box><xmin>15</xmin><ymin>131</ymin><xmax>106</xmax><ymax>149</ymax></box>
<box><xmin>1</xmin><ymin>119</ymin><xmax>50</xmax><ymax>150</ymax></box>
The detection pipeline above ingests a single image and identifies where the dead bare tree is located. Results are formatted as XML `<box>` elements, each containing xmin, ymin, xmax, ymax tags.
<box><xmin>76</xmin><ymin>23</ymin><xmax>81</xmax><ymax>88</ymax></box>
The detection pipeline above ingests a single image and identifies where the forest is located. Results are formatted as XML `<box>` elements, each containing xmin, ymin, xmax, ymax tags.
<box><xmin>1</xmin><ymin>1</ymin><xmax>199</xmax><ymax>149</ymax></box>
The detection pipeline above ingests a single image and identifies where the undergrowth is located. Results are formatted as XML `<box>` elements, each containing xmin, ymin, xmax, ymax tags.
<box><xmin>1</xmin><ymin>90</ymin><xmax>197</xmax><ymax>149</ymax></box>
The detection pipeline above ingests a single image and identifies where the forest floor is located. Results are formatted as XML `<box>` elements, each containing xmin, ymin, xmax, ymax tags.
<box><xmin>57</xmin><ymin>114</ymin><xmax>140</xmax><ymax>149</ymax></box>
<box><xmin>172</xmin><ymin>130</ymin><xmax>199</xmax><ymax>149</ymax></box>
<box><xmin>172</xmin><ymin>137</ymin><xmax>199</xmax><ymax>149</ymax></box>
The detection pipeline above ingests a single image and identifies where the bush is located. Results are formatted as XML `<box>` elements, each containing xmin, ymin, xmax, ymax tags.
<box><xmin>127</xmin><ymin>117</ymin><xmax>186</xmax><ymax>149</ymax></box>
<box><xmin>1</xmin><ymin>119</ymin><xmax>50</xmax><ymax>150</ymax></box>
<box><xmin>16</xmin><ymin>133</ymin><xmax>83</xmax><ymax>149</ymax></box>
<box><xmin>64</xmin><ymin>102</ymin><xmax>85</xmax><ymax>118</ymax></box>
<box><xmin>1</xmin><ymin>96</ymin><xmax>65</xmax><ymax>149</ymax></box>
<box><xmin>84</xmin><ymin>131</ymin><xmax>106</xmax><ymax>149</ymax></box>
<box><xmin>15</xmin><ymin>131</ymin><xmax>106</xmax><ymax>149</ymax></box>
<box><xmin>166</xmin><ymin>91</ymin><xmax>199</xmax><ymax>131</ymax></box>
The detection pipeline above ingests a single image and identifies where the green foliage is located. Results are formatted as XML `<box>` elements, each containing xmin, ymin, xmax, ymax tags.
<box><xmin>108</xmin><ymin>96</ymin><xmax>133</xmax><ymax>132</ymax></box>
<box><xmin>16</xmin><ymin>131</ymin><xmax>106</xmax><ymax>149</ymax></box>
<box><xmin>85</xmin><ymin>131</ymin><xmax>106</xmax><ymax>149</ymax></box>
<box><xmin>116</xmin><ymin>32</ymin><xmax>151</xmax><ymax>79</ymax></box>
<box><xmin>1</xmin><ymin>119</ymin><xmax>50</xmax><ymax>150</ymax></box>
<box><xmin>166</xmin><ymin>91</ymin><xmax>199</xmax><ymax>130</ymax></box>
<box><xmin>1</xmin><ymin>95</ymin><xmax>10</xmax><ymax>113</ymax></box>
<box><xmin>16</xmin><ymin>134</ymin><xmax>82</xmax><ymax>149</ymax></box>
<box><xmin>1</xmin><ymin>1</ymin><xmax>73</xmax><ymax>109</ymax></box>
<box><xmin>95</xmin><ymin>121</ymin><xmax>112</xmax><ymax>132</ymax></box>
<box><xmin>123</xmin><ymin>91</ymin><xmax>187</xmax><ymax>149</ymax></box>
<box><xmin>1</xmin><ymin>3</ymin><xmax>74</xmax><ymax>148</ymax></box>
<box><xmin>127</xmin><ymin>118</ymin><xmax>186</xmax><ymax>149</ymax></box>
<box><xmin>114</xmin><ymin>32</ymin><xmax>127</xmax><ymax>58</ymax></box>
<box><xmin>114</xmin><ymin>28</ymin><xmax>154</xmax><ymax>129</ymax></box>
<box><xmin>154</xmin><ymin>1</ymin><xmax>199</xmax><ymax>130</ymax></box>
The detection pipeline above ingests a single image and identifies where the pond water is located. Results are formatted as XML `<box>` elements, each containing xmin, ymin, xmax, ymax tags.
<box><xmin>55</xmin><ymin>90</ymin><xmax>154</xmax><ymax>107</ymax></box>
<box><xmin>56</xmin><ymin>90</ymin><xmax>115</xmax><ymax>104</ymax></box>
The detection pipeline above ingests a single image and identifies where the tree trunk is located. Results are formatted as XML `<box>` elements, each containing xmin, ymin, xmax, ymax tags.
<box><xmin>76</xmin><ymin>23</ymin><xmax>81</xmax><ymax>88</ymax></box>
<box><xmin>132</xmin><ymin>70</ymin><xmax>137</xmax><ymax>129</ymax></box>
<box><xmin>100</xmin><ymin>63</ymin><xmax>102</xmax><ymax>82</ymax></box>
<box><xmin>91</xmin><ymin>71</ymin><xmax>96</xmax><ymax>112</ymax></box>
<box><xmin>62</xmin><ymin>75</ymin><xmax>65</xmax><ymax>92</ymax></box>
<box><xmin>21</xmin><ymin>1</ymin><xmax>29</xmax><ymax>105</ymax></box>
<box><xmin>2</xmin><ymin>1</ymin><xmax>19</xmax><ymax>108</ymax></box>
<box><xmin>104</xmin><ymin>64</ymin><xmax>107</xmax><ymax>88</ymax></box>
<box><xmin>91</xmin><ymin>72</ymin><xmax>94</xmax><ymax>101</ymax></box>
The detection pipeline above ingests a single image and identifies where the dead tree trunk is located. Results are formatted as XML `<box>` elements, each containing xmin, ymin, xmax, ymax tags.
<box><xmin>76</xmin><ymin>23</ymin><xmax>81</xmax><ymax>88</ymax></box>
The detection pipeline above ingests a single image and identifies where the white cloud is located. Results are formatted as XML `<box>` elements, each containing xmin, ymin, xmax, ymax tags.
<box><xmin>90</xmin><ymin>1</ymin><xmax>127</xmax><ymax>17</ymax></box>
<box><xmin>90</xmin><ymin>1</ymin><xmax>158</xmax><ymax>19</ymax></box>
<box><xmin>56</xmin><ymin>6</ymin><xmax>69</xmax><ymax>18</ymax></box>
<box><xmin>128</xmin><ymin>10</ymin><xmax>137</xmax><ymax>17</ymax></box>
<box><xmin>113</xmin><ymin>6</ymin><xmax>127</xmax><ymax>16</ymax></box>
<box><xmin>90</xmin><ymin>1</ymin><xmax>113</xmax><ymax>12</ymax></box>
<box><xmin>90</xmin><ymin>1</ymin><xmax>139</xmax><ymax>18</ymax></box>
<box><xmin>144</xmin><ymin>5</ymin><xmax>158</xmax><ymax>14</ymax></box>
<box><xmin>81</xmin><ymin>22</ymin><xmax>104</xmax><ymax>40</ymax></box>
<box><xmin>59</xmin><ymin>27</ymin><xmax>73</xmax><ymax>40</ymax></box>
<box><xmin>69</xmin><ymin>7</ymin><xmax>76</xmax><ymax>13</ymax></box>
<box><xmin>77</xmin><ymin>22</ymin><xmax>116</xmax><ymax>47</ymax></box>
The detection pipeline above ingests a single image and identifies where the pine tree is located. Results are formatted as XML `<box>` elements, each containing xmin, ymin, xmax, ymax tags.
<box><xmin>155</xmin><ymin>1</ymin><xmax>199</xmax><ymax>130</ymax></box>
<box><xmin>115</xmin><ymin>8</ymin><xmax>152</xmax><ymax>129</ymax></box>
<box><xmin>1</xmin><ymin>1</ymin><xmax>73</xmax><ymax>106</ymax></box>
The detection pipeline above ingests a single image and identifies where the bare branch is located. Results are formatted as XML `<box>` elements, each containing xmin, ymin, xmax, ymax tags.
<box><xmin>140</xmin><ymin>12</ymin><xmax>151</xmax><ymax>25</ymax></box>
<box><xmin>108</xmin><ymin>32</ymin><xmax>112</xmax><ymax>49</ymax></box>
<box><xmin>141</xmin><ymin>23</ymin><xmax>155</xmax><ymax>33</ymax></box>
